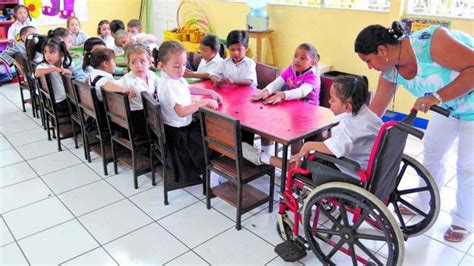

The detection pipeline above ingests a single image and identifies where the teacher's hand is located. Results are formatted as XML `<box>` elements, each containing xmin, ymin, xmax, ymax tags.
<box><xmin>414</xmin><ymin>95</ymin><xmax>439</xmax><ymax>113</ymax></box>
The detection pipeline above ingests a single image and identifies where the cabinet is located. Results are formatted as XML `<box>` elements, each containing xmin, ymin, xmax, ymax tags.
<box><xmin>0</xmin><ymin>0</ymin><xmax>19</xmax><ymax>52</ymax></box>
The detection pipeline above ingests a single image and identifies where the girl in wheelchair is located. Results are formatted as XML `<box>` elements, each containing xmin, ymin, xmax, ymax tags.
<box><xmin>243</xmin><ymin>75</ymin><xmax>382</xmax><ymax>180</ymax></box>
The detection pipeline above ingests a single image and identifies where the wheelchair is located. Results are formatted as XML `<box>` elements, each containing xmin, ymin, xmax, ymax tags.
<box><xmin>274</xmin><ymin>106</ymin><xmax>449</xmax><ymax>265</ymax></box>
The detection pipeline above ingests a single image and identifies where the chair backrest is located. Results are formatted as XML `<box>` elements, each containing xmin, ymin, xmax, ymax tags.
<box><xmin>319</xmin><ymin>76</ymin><xmax>333</xmax><ymax>108</ymax></box>
<box><xmin>365</xmin><ymin>122</ymin><xmax>410</xmax><ymax>201</ymax></box>
<box><xmin>200</xmin><ymin>107</ymin><xmax>243</xmax><ymax>176</ymax></box>
<box><xmin>189</xmin><ymin>51</ymin><xmax>202</xmax><ymax>71</ymax></box>
<box><xmin>62</xmin><ymin>74</ymin><xmax>77</xmax><ymax>103</ymax></box>
<box><xmin>17</xmin><ymin>55</ymin><xmax>38</xmax><ymax>93</ymax></box>
<box><xmin>37</xmin><ymin>74</ymin><xmax>56</xmax><ymax>111</ymax></box>
<box><xmin>141</xmin><ymin>91</ymin><xmax>166</xmax><ymax>159</ymax></box>
<box><xmin>256</xmin><ymin>62</ymin><xmax>279</xmax><ymax>89</ymax></box>
<box><xmin>101</xmin><ymin>88</ymin><xmax>131</xmax><ymax>133</ymax></box>
<box><xmin>73</xmin><ymin>80</ymin><xmax>97</xmax><ymax>119</ymax></box>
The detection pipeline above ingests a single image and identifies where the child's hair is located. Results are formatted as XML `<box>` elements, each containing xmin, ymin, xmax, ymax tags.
<box><xmin>155</xmin><ymin>40</ymin><xmax>185</xmax><ymax>66</ymax></box>
<box><xmin>13</xmin><ymin>5</ymin><xmax>32</xmax><ymax>21</ymax></box>
<box><xmin>332</xmin><ymin>75</ymin><xmax>369</xmax><ymax>115</ymax></box>
<box><xmin>82</xmin><ymin>37</ymin><xmax>106</xmax><ymax>70</ymax></box>
<box><xmin>200</xmin><ymin>34</ymin><xmax>220</xmax><ymax>53</ymax></box>
<box><xmin>113</xmin><ymin>29</ymin><xmax>129</xmax><ymax>46</ymax></box>
<box><xmin>226</xmin><ymin>30</ymin><xmax>249</xmax><ymax>48</ymax></box>
<box><xmin>19</xmin><ymin>26</ymin><xmax>36</xmax><ymax>39</ymax></box>
<box><xmin>47</xmin><ymin>27</ymin><xmax>72</xmax><ymax>39</ymax></box>
<box><xmin>110</xmin><ymin>20</ymin><xmax>125</xmax><ymax>35</ymax></box>
<box><xmin>66</xmin><ymin>16</ymin><xmax>80</xmax><ymax>28</ymax></box>
<box><xmin>354</xmin><ymin>21</ymin><xmax>405</xmax><ymax>55</ymax></box>
<box><xmin>126</xmin><ymin>44</ymin><xmax>152</xmax><ymax>62</ymax></box>
<box><xmin>97</xmin><ymin>20</ymin><xmax>110</xmax><ymax>35</ymax></box>
<box><xmin>127</xmin><ymin>19</ymin><xmax>141</xmax><ymax>31</ymax></box>
<box><xmin>297</xmin><ymin>43</ymin><xmax>320</xmax><ymax>62</ymax></box>
<box><xmin>42</xmin><ymin>37</ymin><xmax>72</xmax><ymax>68</ymax></box>
<box><xmin>26</xmin><ymin>34</ymin><xmax>47</xmax><ymax>61</ymax></box>
<box><xmin>89</xmin><ymin>48</ymin><xmax>115</xmax><ymax>69</ymax></box>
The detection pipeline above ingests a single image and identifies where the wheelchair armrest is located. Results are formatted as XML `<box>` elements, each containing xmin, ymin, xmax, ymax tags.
<box><xmin>312</xmin><ymin>151</ymin><xmax>361</xmax><ymax>172</ymax></box>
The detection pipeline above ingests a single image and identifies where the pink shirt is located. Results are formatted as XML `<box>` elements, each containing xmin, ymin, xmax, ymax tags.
<box><xmin>280</xmin><ymin>66</ymin><xmax>320</xmax><ymax>105</ymax></box>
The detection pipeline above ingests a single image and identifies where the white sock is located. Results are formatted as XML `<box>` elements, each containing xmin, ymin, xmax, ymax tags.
<box><xmin>260</xmin><ymin>151</ymin><xmax>271</xmax><ymax>165</ymax></box>
<box><xmin>261</xmin><ymin>145</ymin><xmax>272</xmax><ymax>154</ymax></box>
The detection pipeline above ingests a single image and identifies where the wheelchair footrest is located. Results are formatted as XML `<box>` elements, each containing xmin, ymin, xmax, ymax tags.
<box><xmin>274</xmin><ymin>240</ymin><xmax>307</xmax><ymax>262</ymax></box>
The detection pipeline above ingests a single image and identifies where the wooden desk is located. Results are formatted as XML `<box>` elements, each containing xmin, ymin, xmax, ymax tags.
<box><xmin>248</xmin><ymin>30</ymin><xmax>277</xmax><ymax>66</ymax></box>
<box><xmin>191</xmin><ymin>80</ymin><xmax>335</xmax><ymax>191</ymax></box>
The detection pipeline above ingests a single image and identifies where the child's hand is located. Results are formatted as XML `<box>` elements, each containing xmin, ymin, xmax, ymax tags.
<box><xmin>123</xmin><ymin>87</ymin><xmax>137</xmax><ymax>99</ymax></box>
<box><xmin>289</xmin><ymin>143</ymin><xmax>310</xmax><ymax>167</ymax></box>
<box><xmin>205</xmin><ymin>99</ymin><xmax>219</xmax><ymax>109</ymax></box>
<box><xmin>223</xmin><ymin>77</ymin><xmax>234</xmax><ymax>85</ymax></box>
<box><xmin>58</xmin><ymin>68</ymin><xmax>72</xmax><ymax>75</ymax></box>
<box><xmin>209</xmin><ymin>91</ymin><xmax>223</xmax><ymax>104</ymax></box>
<box><xmin>263</xmin><ymin>92</ymin><xmax>285</xmax><ymax>105</ymax></box>
<box><xmin>210</xmin><ymin>76</ymin><xmax>223</xmax><ymax>87</ymax></box>
<box><xmin>251</xmin><ymin>89</ymin><xmax>270</xmax><ymax>101</ymax></box>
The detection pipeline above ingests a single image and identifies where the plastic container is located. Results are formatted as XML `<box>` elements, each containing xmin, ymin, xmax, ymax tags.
<box><xmin>163</xmin><ymin>29</ymin><xmax>183</xmax><ymax>41</ymax></box>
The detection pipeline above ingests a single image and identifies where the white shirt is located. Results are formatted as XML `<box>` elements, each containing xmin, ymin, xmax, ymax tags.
<box><xmin>113</xmin><ymin>70</ymin><xmax>159</xmax><ymax>111</ymax></box>
<box><xmin>72</xmin><ymin>31</ymin><xmax>88</xmax><ymax>46</ymax></box>
<box><xmin>157</xmin><ymin>72</ymin><xmax>192</xmax><ymax>128</ymax></box>
<box><xmin>90</xmin><ymin>68</ymin><xmax>114</xmax><ymax>101</ymax></box>
<box><xmin>132</xmin><ymin>33</ymin><xmax>158</xmax><ymax>52</ymax></box>
<box><xmin>7</xmin><ymin>20</ymin><xmax>35</xmax><ymax>40</ymax></box>
<box><xmin>36</xmin><ymin>63</ymin><xmax>66</xmax><ymax>103</ymax></box>
<box><xmin>196</xmin><ymin>54</ymin><xmax>223</xmax><ymax>74</ymax></box>
<box><xmin>101</xmin><ymin>35</ymin><xmax>116</xmax><ymax>50</ymax></box>
<box><xmin>209</xmin><ymin>56</ymin><xmax>257</xmax><ymax>87</ymax></box>
<box><xmin>324</xmin><ymin>105</ymin><xmax>382</xmax><ymax>177</ymax></box>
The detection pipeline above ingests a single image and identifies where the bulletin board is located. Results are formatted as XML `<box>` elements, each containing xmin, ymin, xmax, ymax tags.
<box><xmin>401</xmin><ymin>17</ymin><xmax>451</xmax><ymax>34</ymax></box>
<box><xmin>20</xmin><ymin>0</ymin><xmax>88</xmax><ymax>26</ymax></box>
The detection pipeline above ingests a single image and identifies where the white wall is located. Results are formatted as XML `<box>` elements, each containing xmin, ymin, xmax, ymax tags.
<box><xmin>151</xmin><ymin>0</ymin><xmax>180</xmax><ymax>43</ymax></box>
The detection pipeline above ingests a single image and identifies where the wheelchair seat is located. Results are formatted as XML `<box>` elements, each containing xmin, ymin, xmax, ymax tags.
<box><xmin>295</xmin><ymin>159</ymin><xmax>364</xmax><ymax>188</ymax></box>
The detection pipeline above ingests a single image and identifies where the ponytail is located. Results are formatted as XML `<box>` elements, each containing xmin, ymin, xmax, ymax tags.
<box><xmin>26</xmin><ymin>34</ymin><xmax>47</xmax><ymax>62</ymax></box>
<box><xmin>354</xmin><ymin>21</ymin><xmax>405</xmax><ymax>55</ymax></box>
<box><xmin>82</xmin><ymin>37</ymin><xmax>106</xmax><ymax>70</ymax></box>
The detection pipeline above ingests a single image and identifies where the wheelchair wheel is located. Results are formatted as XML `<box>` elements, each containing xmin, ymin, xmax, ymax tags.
<box><xmin>302</xmin><ymin>182</ymin><xmax>404</xmax><ymax>266</ymax></box>
<box><xmin>388</xmin><ymin>154</ymin><xmax>440</xmax><ymax>237</ymax></box>
<box><xmin>276</xmin><ymin>214</ymin><xmax>294</xmax><ymax>241</ymax></box>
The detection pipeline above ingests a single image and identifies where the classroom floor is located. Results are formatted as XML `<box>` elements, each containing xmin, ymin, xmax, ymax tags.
<box><xmin>0</xmin><ymin>82</ymin><xmax>472</xmax><ymax>265</ymax></box>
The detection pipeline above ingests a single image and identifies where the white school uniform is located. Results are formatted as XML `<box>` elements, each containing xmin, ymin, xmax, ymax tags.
<box><xmin>323</xmin><ymin>105</ymin><xmax>382</xmax><ymax>177</ymax></box>
<box><xmin>113</xmin><ymin>70</ymin><xmax>159</xmax><ymax>111</ymax></box>
<box><xmin>101</xmin><ymin>35</ymin><xmax>116</xmax><ymax>50</ymax></box>
<box><xmin>156</xmin><ymin>72</ymin><xmax>192</xmax><ymax>128</ymax></box>
<box><xmin>7</xmin><ymin>20</ymin><xmax>35</xmax><ymax>40</ymax></box>
<box><xmin>209</xmin><ymin>56</ymin><xmax>257</xmax><ymax>87</ymax></box>
<box><xmin>196</xmin><ymin>54</ymin><xmax>223</xmax><ymax>74</ymax></box>
<box><xmin>132</xmin><ymin>33</ymin><xmax>158</xmax><ymax>52</ymax></box>
<box><xmin>71</xmin><ymin>31</ymin><xmax>88</xmax><ymax>46</ymax></box>
<box><xmin>36</xmin><ymin>63</ymin><xmax>66</xmax><ymax>103</ymax></box>
<box><xmin>90</xmin><ymin>68</ymin><xmax>114</xmax><ymax>101</ymax></box>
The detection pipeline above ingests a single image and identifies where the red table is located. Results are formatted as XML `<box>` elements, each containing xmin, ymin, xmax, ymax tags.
<box><xmin>191</xmin><ymin>80</ymin><xmax>335</xmax><ymax>191</ymax></box>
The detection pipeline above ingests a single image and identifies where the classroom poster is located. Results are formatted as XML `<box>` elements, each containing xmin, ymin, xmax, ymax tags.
<box><xmin>20</xmin><ymin>0</ymin><xmax>88</xmax><ymax>26</ymax></box>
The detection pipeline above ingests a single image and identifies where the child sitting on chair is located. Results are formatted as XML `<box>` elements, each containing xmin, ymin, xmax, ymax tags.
<box><xmin>155</xmin><ymin>40</ymin><xmax>223</xmax><ymax>182</ymax></box>
<box><xmin>114</xmin><ymin>29</ymin><xmax>158</xmax><ymax>54</ymax></box>
<box><xmin>184</xmin><ymin>34</ymin><xmax>223</xmax><ymax>79</ymax></box>
<box><xmin>243</xmin><ymin>75</ymin><xmax>381</xmax><ymax>178</ymax></box>
<box><xmin>209</xmin><ymin>30</ymin><xmax>257</xmax><ymax>87</ymax></box>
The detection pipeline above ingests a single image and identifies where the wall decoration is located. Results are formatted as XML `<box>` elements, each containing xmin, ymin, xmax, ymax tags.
<box><xmin>401</xmin><ymin>17</ymin><xmax>451</xmax><ymax>34</ymax></box>
<box><xmin>21</xmin><ymin>0</ymin><xmax>88</xmax><ymax>26</ymax></box>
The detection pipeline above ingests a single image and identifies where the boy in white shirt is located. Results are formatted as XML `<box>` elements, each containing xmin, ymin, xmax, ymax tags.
<box><xmin>184</xmin><ymin>34</ymin><xmax>223</xmax><ymax>79</ymax></box>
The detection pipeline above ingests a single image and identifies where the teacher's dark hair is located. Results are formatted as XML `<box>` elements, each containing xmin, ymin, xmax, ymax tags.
<box><xmin>354</xmin><ymin>21</ymin><xmax>405</xmax><ymax>55</ymax></box>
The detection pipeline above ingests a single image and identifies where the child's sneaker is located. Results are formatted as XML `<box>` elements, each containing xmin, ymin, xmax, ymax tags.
<box><xmin>242</xmin><ymin>142</ymin><xmax>263</xmax><ymax>165</ymax></box>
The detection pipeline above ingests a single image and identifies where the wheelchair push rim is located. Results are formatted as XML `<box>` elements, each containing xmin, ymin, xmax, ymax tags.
<box><xmin>302</xmin><ymin>182</ymin><xmax>404</xmax><ymax>266</ymax></box>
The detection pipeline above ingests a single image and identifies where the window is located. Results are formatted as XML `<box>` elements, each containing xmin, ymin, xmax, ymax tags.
<box><xmin>407</xmin><ymin>0</ymin><xmax>474</xmax><ymax>19</ymax></box>
<box><xmin>270</xmin><ymin>0</ymin><xmax>390</xmax><ymax>11</ymax></box>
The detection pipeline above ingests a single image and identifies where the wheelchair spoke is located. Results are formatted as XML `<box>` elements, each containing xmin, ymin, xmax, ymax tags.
<box><xmin>338</xmin><ymin>199</ymin><xmax>350</xmax><ymax>227</ymax></box>
<box><xmin>327</xmin><ymin>238</ymin><xmax>345</xmax><ymax>260</ymax></box>
<box><xmin>351</xmin><ymin>210</ymin><xmax>371</xmax><ymax>231</ymax></box>
<box><xmin>310</xmin><ymin>227</ymin><xmax>341</xmax><ymax>236</ymax></box>
<box><xmin>399</xmin><ymin>198</ymin><xmax>428</xmax><ymax>217</ymax></box>
<box><xmin>393</xmin><ymin>204</ymin><xmax>408</xmax><ymax>230</ymax></box>
<box><xmin>354</xmin><ymin>233</ymin><xmax>387</xmax><ymax>242</ymax></box>
<box><xmin>398</xmin><ymin>186</ymin><xmax>429</xmax><ymax>195</ymax></box>
<box><xmin>320</xmin><ymin>204</ymin><xmax>342</xmax><ymax>230</ymax></box>
<box><xmin>348</xmin><ymin>242</ymin><xmax>357</xmax><ymax>266</ymax></box>
<box><xmin>355</xmin><ymin>239</ymin><xmax>383</xmax><ymax>265</ymax></box>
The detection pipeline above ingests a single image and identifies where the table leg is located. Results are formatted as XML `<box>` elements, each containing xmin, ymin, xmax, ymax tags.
<box><xmin>256</xmin><ymin>35</ymin><xmax>262</xmax><ymax>63</ymax></box>
<box><xmin>280</xmin><ymin>145</ymin><xmax>288</xmax><ymax>193</ymax></box>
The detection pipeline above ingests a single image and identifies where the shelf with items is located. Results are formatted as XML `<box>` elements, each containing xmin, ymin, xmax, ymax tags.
<box><xmin>0</xmin><ymin>0</ymin><xmax>18</xmax><ymax>52</ymax></box>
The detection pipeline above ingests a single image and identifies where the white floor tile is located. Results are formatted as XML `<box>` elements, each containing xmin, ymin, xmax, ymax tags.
<box><xmin>403</xmin><ymin>137</ymin><xmax>423</xmax><ymax>157</ymax></box>
<box><xmin>459</xmin><ymin>254</ymin><xmax>474</xmax><ymax>266</ymax></box>
<box><xmin>194</xmin><ymin>227</ymin><xmax>276</xmax><ymax>265</ymax></box>
<box><xmin>130</xmin><ymin>185</ymin><xmax>198</xmax><ymax>220</ymax></box>
<box><xmin>16</xmin><ymin>139</ymin><xmax>63</xmax><ymax>160</ymax></box>
<box><xmin>159</xmin><ymin>202</ymin><xmax>234</xmax><ymax>248</ymax></box>
<box><xmin>165</xmin><ymin>251</ymin><xmax>208</xmax><ymax>265</ymax></box>
<box><xmin>0</xmin><ymin>119</ymin><xmax>40</xmax><ymax>135</ymax></box>
<box><xmin>18</xmin><ymin>220</ymin><xmax>98</xmax><ymax>265</ymax></box>
<box><xmin>3</xmin><ymin>197</ymin><xmax>74</xmax><ymax>240</ymax></box>
<box><xmin>266</xmin><ymin>256</ymin><xmax>303</xmax><ymax>265</ymax></box>
<box><xmin>62</xmin><ymin>247</ymin><xmax>117</xmax><ymax>265</ymax></box>
<box><xmin>0</xmin><ymin>148</ymin><xmax>24</xmax><ymax>168</ymax></box>
<box><xmin>104</xmin><ymin>223</ymin><xmax>188</xmax><ymax>265</ymax></box>
<box><xmin>59</xmin><ymin>180</ymin><xmax>124</xmax><ymax>216</ymax></box>
<box><xmin>469</xmin><ymin>244</ymin><xmax>474</xmax><ymax>256</ymax></box>
<box><xmin>0</xmin><ymin>111</ymin><xmax>29</xmax><ymax>126</ymax></box>
<box><xmin>0</xmin><ymin>103</ymin><xmax>21</xmax><ymax>115</ymax></box>
<box><xmin>28</xmin><ymin>150</ymin><xmax>82</xmax><ymax>176</ymax></box>
<box><xmin>85</xmin><ymin>157</ymin><xmax>128</xmax><ymax>179</ymax></box>
<box><xmin>42</xmin><ymin>164</ymin><xmax>101</xmax><ymax>195</ymax></box>
<box><xmin>0</xmin><ymin>135</ymin><xmax>12</xmax><ymax>151</ymax></box>
<box><xmin>106</xmin><ymin>170</ymin><xmax>155</xmax><ymax>197</ymax></box>
<box><xmin>0</xmin><ymin>218</ymin><xmax>14</xmax><ymax>246</ymax></box>
<box><xmin>183</xmin><ymin>183</ymin><xmax>207</xmax><ymax>200</ymax></box>
<box><xmin>0</xmin><ymin>162</ymin><xmax>37</xmax><ymax>188</ymax></box>
<box><xmin>79</xmin><ymin>199</ymin><xmax>153</xmax><ymax>244</ymax></box>
<box><xmin>0</xmin><ymin>243</ymin><xmax>28</xmax><ymax>265</ymax></box>
<box><xmin>241</xmin><ymin>209</ymin><xmax>282</xmax><ymax>246</ymax></box>
<box><xmin>399</xmin><ymin>235</ymin><xmax>464</xmax><ymax>265</ymax></box>
<box><xmin>210</xmin><ymin>195</ymin><xmax>270</xmax><ymax>224</ymax></box>
<box><xmin>4</xmin><ymin>127</ymin><xmax>46</xmax><ymax>147</ymax></box>
<box><xmin>0</xmin><ymin>178</ymin><xmax>52</xmax><ymax>214</ymax></box>
<box><xmin>439</xmin><ymin>187</ymin><xmax>457</xmax><ymax>213</ymax></box>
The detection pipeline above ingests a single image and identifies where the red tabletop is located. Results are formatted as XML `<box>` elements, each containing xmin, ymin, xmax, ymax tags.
<box><xmin>190</xmin><ymin>80</ymin><xmax>335</xmax><ymax>145</ymax></box>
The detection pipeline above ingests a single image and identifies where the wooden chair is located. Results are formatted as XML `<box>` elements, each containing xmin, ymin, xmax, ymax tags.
<box><xmin>27</xmin><ymin>60</ymin><xmax>46</xmax><ymax>129</ymax></box>
<box><xmin>36</xmin><ymin>73</ymin><xmax>73</xmax><ymax>151</ymax></box>
<box><xmin>188</xmin><ymin>51</ymin><xmax>202</xmax><ymax>71</ymax></box>
<box><xmin>73</xmin><ymin>80</ymin><xmax>112</xmax><ymax>175</ymax></box>
<box><xmin>14</xmin><ymin>55</ymin><xmax>38</xmax><ymax>115</ymax></box>
<box><xmin>142</xmin><ymin>91</ymin><xmax>202</xmax><ymax>205</ymax></box>
<box><xmin>101</xmin><ymin>89</ymin><xmax>151</xmax><ymax>189</ymax></box>
<box><xmin>256</xmin><ymin>62</ymin><xmax>279</xmax><ymax>89</ymax></box>
<box><xmin>200</xmin><ymin>107</ymin><xmax>275</xmax><ymax>230</ymax></box>
<box><xmin>62</xmin><ymin>74</ymin><xmax>82</xmax><ymax>149</ymax></box>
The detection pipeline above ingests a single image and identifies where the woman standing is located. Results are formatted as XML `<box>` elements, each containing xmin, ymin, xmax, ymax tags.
<box><xmin>354</xmin><ymin>21</ymin><xmax>473</xmax><ymax>242</ymax></box>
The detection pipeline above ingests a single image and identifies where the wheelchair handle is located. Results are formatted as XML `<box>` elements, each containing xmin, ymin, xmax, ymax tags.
<box><xmin>398</xmin><ymin>121</ymin><xmax>424</xmax><ymax>139</ymax></box>
<box><xmin>430</xmin><ymin>105</ymin><xmax>450</xmax><ymax>117</ymax></box>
